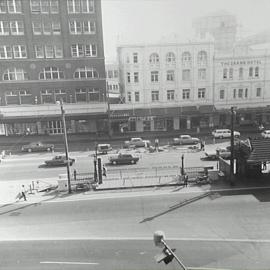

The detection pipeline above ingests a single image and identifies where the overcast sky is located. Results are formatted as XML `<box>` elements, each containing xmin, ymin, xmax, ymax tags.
<box><xmin>101</xmin><ymin>0</ymin><xmax>270</xmax><ymax>62</ymax></box>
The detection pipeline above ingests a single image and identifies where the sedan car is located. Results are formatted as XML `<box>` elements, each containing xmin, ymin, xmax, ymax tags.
<box><xmin>44</xmin><ymin>155</ymin><xmax>75</xmax><ymax>166</ymax></box>
<box><xmin>96</xmin><ymin>143</ymin><xmax>112</xmax><ymax>154</ymax></box>
<box><xmin>204</xmin><ymin>147</ymin><xmax>231</xmax><ymax>160</ymax></box>
<box><xmin>212</xmin><ymin>129</ymin><xmax>240</xmax><ymax>139</ymax></box>
<box><xmin>173</xmin><ymin>135</ymin><xmax>200</xmax><ymax>145</ymax></box>
<box><xmin>109</xmin><ymin>153</ymin><xmax>139</xmax><ymax>165</ymax></box>
<box><xmin>21</xmin><ymin>141</ymin><xmax>54</xmax><ymax>152</ymax></box>
<box><xmin>123</xmin><ymin>137</ymin><xmax>149</xmax><ymax>148</ymax></box>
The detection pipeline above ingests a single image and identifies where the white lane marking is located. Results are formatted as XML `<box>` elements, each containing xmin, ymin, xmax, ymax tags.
<box><xmin>2</xmin><ymin>236</ymin><xmax>270</xmax><ymax>244</ymax></box>
<box><xmin>40</xmin><ymin>261</ymin><xmax>99</xmax><ymax>265</ymax></box>
<box><xmin>188</xmin><ymin>268</ymin><xmax>233</xmax><ymax>270</ymax></box>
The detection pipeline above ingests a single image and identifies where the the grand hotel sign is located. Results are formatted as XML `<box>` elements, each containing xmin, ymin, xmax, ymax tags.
<box><xmin>220</xmin><ymin>59</ymin><xmax>262</xmax><ymax>66</ymax></box>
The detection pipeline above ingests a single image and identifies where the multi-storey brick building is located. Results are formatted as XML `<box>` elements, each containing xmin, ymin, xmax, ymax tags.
<box><xmin>0</xmin><ymin>0</ymin><xmax>106</xmax><ymax>135</ymax></box>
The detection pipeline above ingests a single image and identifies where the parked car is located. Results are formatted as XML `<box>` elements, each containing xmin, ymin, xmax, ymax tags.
<box><xmin>44</xmin><ymin>155</ymin><xmax>75</xmax><ymax>166</ymax></box>
<box><xmin>21</xmin><ymin>141</ymin><xmax>54</xmax><ymax>152</ymax></box>
<box><xmin>261</xmin><ymin>130</ymin><xmax>270</xmax><ymax>138</ymax></box>
<box><xmin>173</xmin><ymin>134</ymin><xmax>200</xmax><ymax>145</ymax></box>
<box><xmin>96</xmin><ymin>143</ymin><xmax>112</xmax><ymax>154</ymax></box>
<box><xmin>212</xmin><ymin>129</ymin><xmax>240</xmax><ymax>139</ymax></box>
<box><xmin>123</xmin><ymin>137</ymin><xmax>150</xmax><ymax>148</ymax></box>
<box><xmin>109</xmin><ymin>153</ymin><xmax>139</xmax><ymax>165</ymax></box>
<box><xmin>204</xmin><ymin>147</ymin><xmax>231</xmax><ymax>160</ymax></box>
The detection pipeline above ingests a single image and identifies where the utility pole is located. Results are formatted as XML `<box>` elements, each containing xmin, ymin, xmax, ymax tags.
<box><xmin>106</xmin><ymin>82</ymin><xmax>112</xmax><ymax>138</ymax></box>
<box><xmin>181</xmin><ymin>154</ymin><xmax>184</xmax><ymax>175</ymax></box>
<box><xmin>60</xmin><ymin>99</ymin><xmax>72</xmax><ymax>193</ymax></box>
<box><xmin>230</xmin><ymin>106</ymin><xmax>235</xmax><ymax>185</ymax></box>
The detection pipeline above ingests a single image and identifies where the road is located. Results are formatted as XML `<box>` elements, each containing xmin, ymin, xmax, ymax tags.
<box><xmin>1</xmin><ymin>188</ymin><xmax>270</xmax><ymax>269</ymax></box>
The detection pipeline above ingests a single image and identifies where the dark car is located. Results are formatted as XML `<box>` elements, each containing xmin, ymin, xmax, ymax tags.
<box><xmin>44</xmin><ymin>155</ymin><xmax>75</xmax><ymax>166</ymax></box>
<box><xmin>109</xmin><ymin>153</ymin><xmax>139</xmax><ymax>165</ymax></box>
<box><xmin>21</xmin><ymin>141</ymin><xmax>54</xmax><ymax>153</ymax></box>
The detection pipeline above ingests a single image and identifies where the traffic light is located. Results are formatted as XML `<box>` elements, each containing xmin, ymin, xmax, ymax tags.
<box><xmin>97</xmin><ymin>158</ymin><xmax>102</xmax><ymax>184</ymax></box>
<box><xmin>154</xmin><ymin>248</ymin><xmax>176</xmax><ymax>265</ymax></box>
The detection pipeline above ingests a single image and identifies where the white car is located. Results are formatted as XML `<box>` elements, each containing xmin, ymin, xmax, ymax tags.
<box><xmin>124</xmin><ymin>137</ymin><xmax>150</xmax><ymax>148</ymax></box>
<box><xmin>212</xmin><ymin>129</ymin><xmax>240</xmax><ymax>139</ymax></box>
<box><xmin>261</xmin><ymin>130</ymin><xmax>270</xmax><ymax>138</ymax></box>
<box><xmin>173</xmin><ymin>135</ymin><xmax>200</xmax><ymax>145</ymax></box>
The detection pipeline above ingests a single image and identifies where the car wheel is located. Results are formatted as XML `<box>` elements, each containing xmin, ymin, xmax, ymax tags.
<box><xmin>112</xmin><ymin>161</ymin><xmax>117</xmax><ymax>165</ymax></box>
<box><xmin>28</xmin><ymin>148</ymin><xmax>32</xmax><ymax>153</ymax></box>
<box><xmin>131</xmin><ymin>160</ymin><xmax>135</xmax><ymax>164</ymax></box>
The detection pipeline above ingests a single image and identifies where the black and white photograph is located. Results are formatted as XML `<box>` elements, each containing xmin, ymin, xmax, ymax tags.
<box><xmin>0</xmin><ymin>0</ymin><xmax>270</xmax><ymax>269</ymax></box>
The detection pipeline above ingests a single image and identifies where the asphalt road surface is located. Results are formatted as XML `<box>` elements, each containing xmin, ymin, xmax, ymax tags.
<box><xmin>1</xmin><ymin>188</ymin><xmax>270</xmax><ymax>269</ymax></box>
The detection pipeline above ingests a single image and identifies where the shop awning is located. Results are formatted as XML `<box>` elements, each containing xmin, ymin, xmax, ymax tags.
<box><xmin>247</xmin><ymin>139</ymin><xmax>270</xmax><ymax>163</ymax></box>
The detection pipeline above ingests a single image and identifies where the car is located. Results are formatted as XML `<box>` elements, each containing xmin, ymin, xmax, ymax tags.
<box><xmin>109</xmin><ymin>153</ymin><xmax>139</xmax><ymax>165</ymax></box>
<box><xmin>21</xmin><ymin>141</ymin><xmax>54</xmax><ymax>152</ymax></box>
<box><xmin>123</xmin><ymin>137</ymin><xmax>149</xmax><ymax>148</ymax></box>
<box><xmin>44</xmin><ymin>155</ymin><xmax>75</xmax><ymax>166</ymax></box>
<box><xmin>212</xmin><ymin>129</ymin><xmax>240</xmax><ymax>139</ymax></box>
<box><xmin>261</xmin><ymin>130</ymin><xmax>270</xmax><ymax>138</ymax></box>
<box><xmin>204</xmin><ymin>147</ymin><xmax>231</xmax><ymax>160</ymax></box>
<box><xmin>173</xmin><ymin>134</ymin><xmax>200</xmax><ymax>145</ymax></box>
<box><xmin>96</xmin><ymin>144</ymin><xmax>112</xmax><ymax>154</ymax></box>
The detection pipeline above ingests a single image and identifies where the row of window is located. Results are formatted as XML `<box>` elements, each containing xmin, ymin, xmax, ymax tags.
<box><xmin>223</xmin><ymin>66</ymin><xmax>260</xmax><ymax>80</ymax></box>
<box><xmin>126</xmin><ymin>69</ymin><xmax>207</xmax><ymax>83</ymax></box>
<box><xmin>107</xmin><ymin>84</ymin><xmax>119</xmax><ymax>91</ymax></box>
<box><xmin>126</xmin><ymin>51</ymin><xmax>208</xmax><ymax>66</ymax></box>
<box><xmin>219</xmin><ymin>87</ymin><xmax>262</xmax><ymax>99</ymax></box>
<box><xmin>0</xmin><ymin>44</ymin><xmax>97</xmax><ymax>59</ymax></box>
<box><xmin>127</xmin><ymin>88</ymin><xmax>206</xmax><ymax>102</ymax></box>
<box><xmin>2</xmin><ymin>67</ymin><xmax>99</xmax><ymax>81</ymax></box>
<box><xmin>2</xmin><ymin>88</ymin><xmax>102</xmax><ymax>105</ymax></box>
<box><xmin>106</xmin><ymin>69</ymin><xmax>118</xmax><ymax>79</ymax></box>
<box><xmin>0</xmin><ymin>0</ymin><xmax>95</xmax><ymax>14</ymax></box>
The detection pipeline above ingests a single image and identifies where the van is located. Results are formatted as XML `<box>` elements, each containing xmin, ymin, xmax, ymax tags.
<box><xmin>212</xmin><ymin>129</ymin><xmax>240</xmax><ymax>139</ymax></box>
<box><xmin>97</xmin><ymin>144</ymin><xmax>112</xmax><ymax>154</ymax></box>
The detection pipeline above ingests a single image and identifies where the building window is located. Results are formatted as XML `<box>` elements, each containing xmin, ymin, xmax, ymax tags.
<box><xmin>256</xmin><ymin>87</ymin><xmax>261</xmax><ymax>97</ymax></box>
<box><xmin>43</xmin><ymin>21</ymin><xmax>52</xmax><ymax>35</ymax></box>
<box><xmin>3</xmin><ymin>68</ymin><xmax>28</xmax><ymax>80</ymax></box>
<box><xmin>41</xmin><ymin>89</ymin><xmax>53</xmax><ymax>104</ymax></box>
<box><xmin>39</xmin><ymin>67</ymin><xmax>64</xmax><ymax>80</ymax></box>
<box><xmin>239</xmin><ymin>67</ymin><xmax>243</xmax><ymax>79</ymax></box>
<box><xmin>134</xmin><ymin>72</ymin><xmax>139</xmax><ymax>83</ymax></box>
<box><xmin>45</xmin><ymin>45</ymin><xmax>54</xmax><ymax>58</ymax></box>
<box><xmin>113</xmin><ymin>70</ymin><xmax>118</xmax><ymax>78</ymax></box>
<box><xmin>151</xmin><ymin>90</ymin><xmax>159</xmax><ymax>101</ymax></box>
<box><xmin>32</xmin><ymin>21</ymin><xmax>42</xmax><ymax>35</ymax></box>
<box><xmin>223</xmin><ymin>68</ymin><xmax>228</xmax><ymax>79</ymax></box>
<box><xmin>198</xmin><ymin>88</ymin><xmax>206</xmax><ymax>99</ymax></box>
<box><xmin>50</xmin><ymin>0</ymin><xmax>59</xmax><ymax>13</ymax></box>
<box><xmin>69</xmin><ymin>20</ymin><xmax>82</xmax><ymax>34</ymax></box>
<box><xmin>74</xmin><ymin>67</ymin><xmax>98</xmax><ymax>79</ymax></box>
<box><xmin>126</xmin><ymin>72</ymin><xmax>130</xmax><ymax>83</ymax></box>
<box><xmin>245</xmin><ymin>88</ymin><xmax>248</xmax><ymax>98</ymax></box>
<box><xmin>197</xmin><ymin>51</ymin><xmax>207</xmax><ymax>65</ymax></box>
<box><xmin>149</xmin><ymin>53</ymin><xmax>159</xmax><ymax>64</ymax></box>
<box><xmin>233</xmin><ymin>89</ymin><xmax>236</xmax><ymax>99</ymax></box>
<box><xmin>0</xmin><ymin>0</ymin><xmax>7</xmax><ymax>13</ymax></box>
<box><xmin>151</xmin><ymin>71</ymin><xmax>159</xmax><ymax>82</ymax></box>
<box><xmin>167</xmin><ymin>90</ymin><xmax>175</xmax><ymax>101</ymax></box>
<box><xmin>81</xmin><ymin>0</ymin><xmax>94</xmax><ymax>13</ymax></box>
<box><xmin>7</xmin><ymin>0</ymin><xmax>22</xmax><ymax>13</ymax></box>
<box><xmin>220</xmin><ymin>89</ymin><xmax>225</xmax><ymax>99</ymax></box>
<box><xmin>249</xmin><ymin>67</ymin><xmax>253</xmax><ymax>77</ymax></box>
<box><xmin>166</xmin><ymin>52</ymin><xmax>175</xmax><ymax>64</ymax></box>
<box><xmin>31</xmin><ymin>0</ymin><xmax>59</xmax><ymax>14</ymax></box>
<box><xmin>83</xmin><ymin>21</ymin><xmax>95</xmax><ymax>34</ymax></box>
<box><xmin>67</xmin><ymin>0</ymin><xmax>94</xmax><ymax>13</ymax></box>
<box><xmin>75</xmin><ymin>88</ymin><xmax>87</xmax><ymax>102</ymax></box>
<box><xmin>182</xmin><ymin>52</ymin><xmax>191</xmax><ymax>66</ymax></box>
<box><xmin>238</xmin><ymin>88</ymin><xmax>243</xmax><ymax>98</ymax></box>
<box><xmin>13</xmin><ymin>45</ymin><xmax>27</xmax><ymax>58</ymax></box>
<box><xmin>143</xmin><ymin>120</ymin><xmax>151</xmax><ymax>131</ymax></box>
<box><xmin>182</xmin><ymin>89</ymin><xmax>190</xmax><ymax>99</ymax></box>
<box><xmin>133</xmin><ymin>52</ymin><xmax>138</xmax><ymax>63</ymax></box>
<box><xmin>126</xmin><ymin>55</ymin><xmax>130</xmax><ymax>63</ymax></box>
<box><xmin>229</xmin><ymin>68</ymin><xmax>233</xmax><ymax>79</ymax></box>
<box><xmin>0</xmin><ymin>45</ymin><xmax>12</xmax><ymax>59</ymax></box>
<box><xmin>0</xmin><ymin>21</ymin><xmax>9</xmax><ymax>35</ymax></box>
<box><xmin>198</xmin><ymin>68</ymin><xmax>206</xmax><ymax>80</ymax></box>
<box><xmin>127</xmin><ymin>92</ymin><xmax>131</xmax><ymax>102</ymax></box>
<box><xmin>166</xmin><ymin>70</ymin><xmax>174</xmax><ymax>81</ymax></box>
<box><xmin>34</xmin><ymin>45</ymin><xmax>44</xmax><ymax>58</ymax></box>
<box><xmin>67</xmin><ymin>0</ymin><xmax>80</xmax><ymax>13</ymax></box>
<box><xmin>10</xmin><ymin>21</ymin><xmax>24</xmax><ymax>35</ymax></box>
<box><xmin>85</xmin><ymin>44</ymin><xmax>97</xmax><ymax>56</ymax></box>
<box><xmin>71</xmin><ymin>44</ymin><xmax>97</xmax><ymax>57</ymax></box>
<box><xmin>135</xmin><ymin>92</ymin><xmax>140</xmax><ymax>102</ymax></box>
<box><xmin>52</xmin><ymin>21</ymin><xmax>61</xmax><ymax>34</ymax></box>
<box><xmin>255</xmin><ymin>66</ymin><xmax>259</xmax><ymax>78</ymax></box>
<box><xmin>182</xmin><ymin>69</ymin><xmax>191</xmax><ymax>81</ymax></box>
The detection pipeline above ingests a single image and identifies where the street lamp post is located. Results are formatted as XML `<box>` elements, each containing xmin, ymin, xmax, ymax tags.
<box><xmin>230</xmin><ymin>106</ymin><xmax>236</xmax><ymax>185</ymax></box>
<box><xmin>59</xmin><ymin>99</ymin><xmax>72</xmax><ymax>193</ymax></box>
<box><xmin>181</xmin><ymin>154</ymin><xmax>184</xmax><ymax>175</ymax></box>
<box><xmin>106</xmin><ymin>82</ymin><xmax>112</xmax><ymax>138</ymax></box>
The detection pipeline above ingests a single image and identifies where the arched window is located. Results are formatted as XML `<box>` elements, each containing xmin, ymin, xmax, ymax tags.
<box><xmin>197</xmin><ymin>51</ymin><xmax>207</xmax><ymax>65</ymax></box>
<box><xmin>166</xmin><ymin>52</ymin><xmax>175</xmax><ymax>63</ymax></box>
<box><xmin>39</xmin><ymin>67</ymin><xmax>64</xmax><ymax>80</ymax></box>
<box><xmin>149</xmin><ymin>53</ymin><xmax>159</xmax><ymax>64</ymax></box>
<box><xmin>182</xmin><ymin>52</ymin><xmax>191</xmax><ymax>66</ymax></box>
<box><xmin>3</xmin><ymin>68</ymin><xmax>28</xmax><ymax>80</ymax></box>
<box><xmin>74</xmin><ymin>67</ymin><xmax>99</xmax><ymax>79</ymax></box>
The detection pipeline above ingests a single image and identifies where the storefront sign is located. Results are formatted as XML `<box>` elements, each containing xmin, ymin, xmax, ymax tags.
<box><xmin>220</xmin><ymin>59</ymin><xmax>262</xmax><ymax>66</ymax></box>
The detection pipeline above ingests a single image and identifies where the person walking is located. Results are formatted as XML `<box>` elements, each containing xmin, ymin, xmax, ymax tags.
<box><xmin>184</xmin><ymin>174</ymin><xmax>188</xmax><ymax>187</ymax></box>
<box><xmin>154</xmin><ymin>138</ymin><xmax>159</xmax><ymax>151</ymax></box>
<box><xmin>21</xmin><ymin>185</ymin><xmax>27</xmax><ymax>201</ymax></box>
<box><xmin>102</xmin><ymin>164</ymin><xmax>107</xmax><ymax>177</ymax></box>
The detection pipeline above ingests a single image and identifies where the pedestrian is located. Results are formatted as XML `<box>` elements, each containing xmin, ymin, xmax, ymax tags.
<box><xmin>200</xmin><ymin>140</ymin><xmax>205</xmax><ymax>151</ymax></box>
<box><xmin>102</xmin><ymin>164</ymin><xmax>107</xmax><ymax>177</ymax></box>
<box><xmin>184</xmin><ymin>174</ymin><xmax>188</xmax><ymax>187</ymax></box>
<box><xmin>21</xmin><ymin>185</ymin><xmax>27</xmax><ymax>201</ymax></box>
<box><xmin>154</xmin><ymin>138</ymin><xmax>159</xmax><ymax>151</ymax></box>
<box><xmin>263</xmin><ymin>161</ymin><xmax>267</xmax><ymax>171</ymax></box>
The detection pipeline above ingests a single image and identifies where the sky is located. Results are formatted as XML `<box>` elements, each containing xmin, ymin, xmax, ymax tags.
<box><xmin>101</xmin><ymin>0</ymin><xmax>270</xmax><ymax>62</ymax></box>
